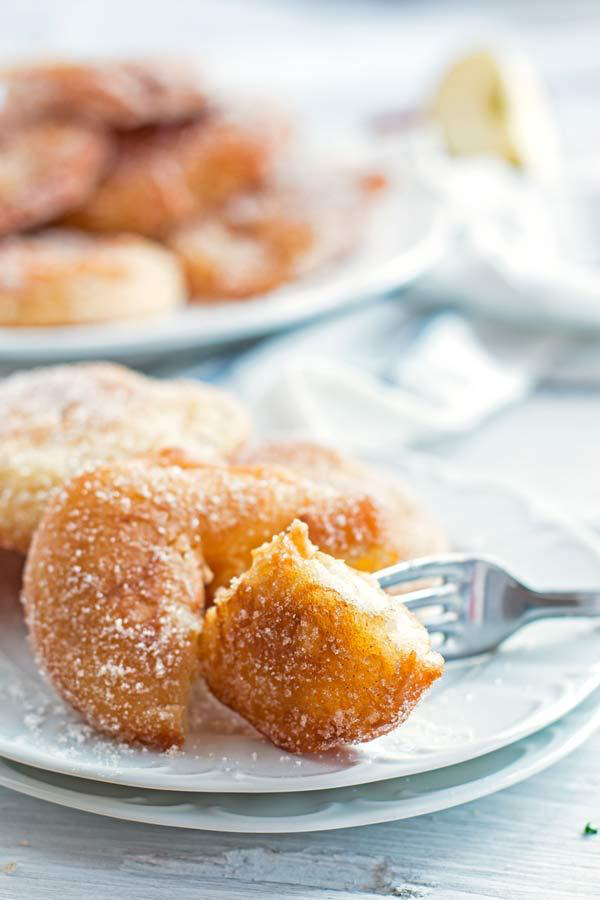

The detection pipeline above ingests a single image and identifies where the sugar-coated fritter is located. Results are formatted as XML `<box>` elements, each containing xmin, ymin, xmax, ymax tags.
<box><xmin>23</xmin><ymin>463</ymin><xmax>207</xmax><ymax>749</ymax></box>
<box><xmin>23</xmin><ymin>455</ymin><xmax>430</xmax><ymax>748</ymax></box>
<box><xmin>0</xmin><ymin>362</ymin><xmax>250</xmax><ymax>553</ymax></box>
<box><xmin>67</xmin><ymin>117</ymin><xmax>277</xmax><ymax>237</ymax></box>
<box><xmin>200</xmin><ymin>521</ymin><xmax>444</xmax><ymax>753</ymax></box>
<box><xmin>169</xmin><ymin>180</ymin><xmax>362</xmax><ymax>300</ymax></box>
<box><xmin>168</xmin><ymin>187</ymin><xmax>316</xmax><ymax>300</ymax></box>
<box><xmin>0</xmin><ymin>121</ymin><xmax>112</xmax><ymax>236</ymax></box>
<box><xmin>0</xmin><ymin>230</ymin><xmax>185</xmax><ymax>327</ymax></box>
<box><xmin>0</xmin><ymin>60</ymin><xmax>207</xmax><ymax>129</ymax></box>
<box><xmin>240</xmin><ymin>441</ymin><xmax>448</xmax><ymax>562</ymax></box>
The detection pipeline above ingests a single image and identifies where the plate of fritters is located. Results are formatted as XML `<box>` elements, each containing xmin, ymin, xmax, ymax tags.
<box><xmin>0</xmin><ymin>59</ymin><xmax>446</xmax><ymax>362</ymax></box>
<box><xmin>0</xmin><ymin>362</ymin><xmax>599</xmax><ymax>792</ymax></box>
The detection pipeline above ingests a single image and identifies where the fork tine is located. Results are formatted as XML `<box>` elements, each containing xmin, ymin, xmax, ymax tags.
<box><xmin>417</xmin><ymin>609</ymin><xmax>460</xmax><ymax>628</ymax></box>
<box><xmin>400</xmin><ymin>583</ymin><xmax>458</xmax><ymax>610</ymax></box>
<box><xmin>407</xmin><ymin>611</ymin><xmax>462</xmax><ymax>633</ymax></box>
<box><xmin>376</xmin><ymin>553</ymin><xmax>474</xmax><ymax>591</ymax></box>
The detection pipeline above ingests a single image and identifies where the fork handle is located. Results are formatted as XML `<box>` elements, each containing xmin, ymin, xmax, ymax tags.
<box><xmin>526</xmin><ymin>589</ymin><xmax>600</xmax><ymax>617</ymax></box>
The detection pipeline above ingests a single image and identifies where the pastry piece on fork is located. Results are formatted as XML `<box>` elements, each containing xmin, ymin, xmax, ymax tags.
<box><xmin>200</xmin><ymin>520</ymin><xmax>443</xmax><ymax>753</ymax></box>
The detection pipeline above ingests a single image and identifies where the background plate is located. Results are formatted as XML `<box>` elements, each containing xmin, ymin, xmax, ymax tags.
<box><xmin>0</xmin><ymin>174</ymin><xmax>446</xmax><ymax>364</ymax></box>
<box><xmin>2</xmin><ymin>457</ymin><xmax>600</xmax><ymax>792</ymax></box>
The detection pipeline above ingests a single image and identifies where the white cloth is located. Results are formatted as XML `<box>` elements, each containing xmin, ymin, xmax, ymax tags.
<box><xmin>218</xmin><ymin>300</ymin><xmax>569</xmax><ymax>454</ymax></box>
<box><xmin>413</xmin><ymin>151</ymin><xmax>600</xmax><ymax>327</ymax></box>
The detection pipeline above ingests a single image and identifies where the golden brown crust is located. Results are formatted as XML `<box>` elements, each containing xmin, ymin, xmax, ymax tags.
<box><xmin>240</xmin><ymin>441</ymin><xmax>449</xmax><ymax>562</ymax></box>
<box><xmin>0</xmin><ymin>60</ymin><xmax>207</xmax><ymax>129</ymax></box>
<box><xmin>168</xmin><ymin>187</ymin><xmax>316</xmax><ymax>300</ymax></box>
<box><xmin>169</xmin><ymin>181</ymin><xmax>361</xmax><ymax>301</ymax></box>
<box><xmin>221</xmin><ymin>187</ymin><xmax>337</xmax><ymax>268</ymax></box>
<box><xmin>189</xmin><ymin>462</ymin><xmax>413</xmax><ymax>593</ymax></box>
<box><xmin>23</xmin><ymin>464</ymin><xmax>207</xmax><ymax>749</ymax></box>
<box><xmin>168</xmin><ymin>218</ymin><xmax>294</xmax><ymax>300</ymax></box>
<box><xmin>67</xmin><ymin>118</ymin><xmax>276</xmax><ymax>238</ymax></box>
<box><xmin>23</xmin><ymin>456</ymin><xmax>440</xmax><ymax>748</ymax></box>
<box><xmin>0</xmin><ymin>229</ymin><xmax>185</xmax><ymax>326</ymax></box>
<box><xmin>0</xmin><ymin>121</ymin><xmax>112</xmax><ymax>236</ymax></box>
<box><xmin>200</xmin><ymin>521</ymin><xmax>443</xmax><ymax>752</ymax></box>
<box><xmin>0</xmin><ymin>363</ymin><xmax>251</xmax><ymax>553</ymax></box>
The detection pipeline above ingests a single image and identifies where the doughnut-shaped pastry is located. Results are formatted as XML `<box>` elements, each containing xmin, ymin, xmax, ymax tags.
<box><xmin>0</xmin><ymin>230</ymin><xmax>185</xmax><ymax>327</ymax></box>
<box><xmin>0</xmin><ymin>363</ymin><xmax>250</xmax><ymax>553</ymax></box>
<box><xmin>23</xmin><ymin>454</ymin><xmax>427</xmax><ymax>748</ymax></box>
<box><xmin>167</xmin><ymin>217</ymin><xmax>297</xmax><ymax>300</ymax></box>
<box><xmin>67</xmin><ymin>117</ymin><xmax>276</xmax><ymax>238</ymax></box>
<box><xmin>168</xmin><ymin>187</ymin><xmax>316</xmax><ymax>300</ymax></box>
<box><xmin>200</xmin><ymin>520</ymin><xmax>444</xmax><ymax>752</ymax></box>
<box><xmin>169</xmin><ymin>182</ymin><xmax>361</xmax><ymax>301</ymax></box>
<box><xmin>0</xmin><ymin>60</ymin><xmax>207</xmax><ymax>130</ymax></box>
<box><xmin>241</xmin><ymin>441</ymin><xmax>448</xmax><ymax>561</ymax></box>
<box><xmin>0</xmin><ymin>121</ymin><xmax>112</xmax><ymax>236</ymax></box>
<box><xmin>220</xmin><ymin>181</ymin><xmax>362</xmax><ymax>275</ymax></box>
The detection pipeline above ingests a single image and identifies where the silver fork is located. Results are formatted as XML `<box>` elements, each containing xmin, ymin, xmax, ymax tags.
<box><xmin>376</xmin><ymin>554</ymin><xmax>600</xmax><ymax>660</ymax></box>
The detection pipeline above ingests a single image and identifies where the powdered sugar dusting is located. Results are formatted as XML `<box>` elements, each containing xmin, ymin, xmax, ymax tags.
<box><xmin>0</xmin><ymin>362</ymin><xmax>250</xmax><ymax>551</ymax></box>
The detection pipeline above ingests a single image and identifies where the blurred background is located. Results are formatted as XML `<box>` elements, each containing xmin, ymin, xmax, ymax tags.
<box><xmin>2</xmin><ymin>0</ymin><xmax>600</xmax><ymax>519</ymax></box>
<box><xmin>3</xmin><ymin>0</ymin><xmax>600</xmax><ymax>153</ymax></box>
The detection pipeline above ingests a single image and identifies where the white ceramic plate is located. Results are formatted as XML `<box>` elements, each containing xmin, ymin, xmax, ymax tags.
<box><xmin>0</xmin><ymin>685</ymin><xmax>598</xmax><ymax>833</ymax></box>
<box><xmin>2</xmin><ymin>457</ymin><xmax>600</xmax><ymax>792</ymax></box>
<box><xmin>0</xmin><ymin>174</ymin><xmax>446</xmax><ymax>364</ymax></box>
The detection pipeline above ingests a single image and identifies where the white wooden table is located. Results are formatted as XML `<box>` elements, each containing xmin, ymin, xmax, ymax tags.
<box><xmin>2</xmin><ymin>0</ymin><xmax>600</xmax><ymax>896</ymax></box>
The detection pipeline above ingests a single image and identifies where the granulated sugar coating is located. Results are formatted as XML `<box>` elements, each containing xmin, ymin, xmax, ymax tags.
<box><xmin>22</xmin><ymin>452</ymin><xmax>429</xmax><ymax>749</ymax></box>
<box><xmin>200</xmin><ymin>521</ymin><xmax>444</xmax><ymax>753</ymax></box>
<box><xmin>22</xmin><ymin>461</ymin><xmax>208</xmax><ymax>750</ymax></box>
<box><xmin>241</xmin><ymin>441</ymin><xmax>448</xmax><ymax>563</ymax></box>
<box><xmin>0</xmin><ymin>362</ymin><xmax>251</xmax><ymax>553</ymax></box>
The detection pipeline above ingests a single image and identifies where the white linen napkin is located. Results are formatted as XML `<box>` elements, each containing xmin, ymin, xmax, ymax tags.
<box><xmin>221</xmin><ymin>299</ymin><xmax>568</xmax><ymax>453</ymax></box>
<box><xmin>412</xmin><ymin>151</ymin><xmax>600</xmax><ymax>328</ymax></box>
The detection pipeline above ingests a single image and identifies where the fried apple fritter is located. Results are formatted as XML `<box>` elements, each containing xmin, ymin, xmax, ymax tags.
<box><xmin>67</xmin><ymin>117</ymin><xmax>276</xmax><ymax>237</ymax></box>
<box><xmin>241</xmin><ymin>441</ymin><xmax>448</xmax><ymax>562</ymax></box>
<box><xmin>169</xmin><ymin>178</ymin><xmax>366</xmax><ymax>300</ymax></box>
<box><xmin>22</xmin><ymin>454</ymin><xmax>431</xmax><ymax>748</ymax></box>
<box><xmin>0</xmin><ymin>121</ymin><xmax>111</xmax><ymax>235</ymax></box>
<box><xmin>23</xmin><ymin>463</ymin><xmax>207</xmax><ymax>749</ymax></box>
<box><xmin>200</xmin><ymin>520</ymin><xmax>444</xmax><ymax>753</ymax></box>
<box><xmin>0</xmin><ymin>60</ymin><xmax>207</xmax><ymax>129</ymax></box>
<box><xmin>168</xmin><ymin>187</ymin><xmax>316</xmax><ymax>300</ymax></box>
<box><xmin>0</xmin><ymin>229</ymin><xmax>185</xmax><ymax>326</ymax></box>
<box><xmin>0</xmin><ymin>362</ymin><xmax>250</xmax><ymax>553</ymax></box>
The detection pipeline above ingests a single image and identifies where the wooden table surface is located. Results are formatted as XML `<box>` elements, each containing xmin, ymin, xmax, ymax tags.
<box><xmin>1</xmin><ymin>731</ymin><xmax>599</xmax><ymax>899</ymax></box>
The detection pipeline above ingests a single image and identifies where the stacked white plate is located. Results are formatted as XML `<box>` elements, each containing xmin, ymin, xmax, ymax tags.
<box><xmin>1</xmin><ymin>455</ymin><xmax>600</xmax><ymax>832</ymax></box>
